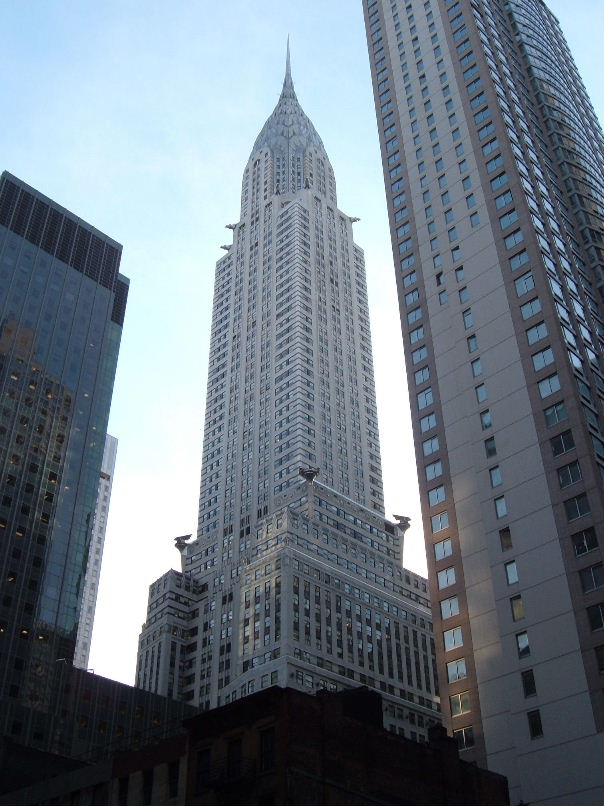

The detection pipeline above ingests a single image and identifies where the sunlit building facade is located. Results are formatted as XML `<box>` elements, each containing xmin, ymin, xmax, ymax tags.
<box><xmin>74</xmin><ymin>433</ymin><xmax>118</xmax><ymax>670</ymax></box>
<box><xmin>362</xmin><ymin>1</ymin><xmax>603</xmax><ymax>803</ymax></box>
<box><xmin>137</xmin><ymin>54</ymin><xmax>441</xmax><ymax>739</ymax></box>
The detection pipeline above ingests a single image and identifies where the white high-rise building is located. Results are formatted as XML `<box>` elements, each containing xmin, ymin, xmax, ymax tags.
<box><xmin>137</xmin><ymin>51</ymin><xmax>441</xmax><ymax>739</ymax></box>
<box><xmin>74</xmin><ymin>433</ymin><xmax>118</xmax><ymax>670</ymax></box>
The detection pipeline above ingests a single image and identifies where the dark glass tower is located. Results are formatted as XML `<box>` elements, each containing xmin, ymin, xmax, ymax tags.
<box><xmin>0</xmin><ymin>172</ymin><xmax>128</xmax><ymax>742</ymax></box>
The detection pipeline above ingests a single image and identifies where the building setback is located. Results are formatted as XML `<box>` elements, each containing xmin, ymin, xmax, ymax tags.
<box><xmin>74</xmin><ymin>433</ymin><xmax>118</xmax><ymax>670</ymax></box>
<box><xmin>0</xmin><ymin>172</ymin><xmax>128</xmax><ymax>749</ymax></box>
<box><xmin>361</xmin><ymin>0</ymin><xmax>603</xmax><ymax>804</ymax></box>
<box><xmin>137</xmin><ymin>52</ymin><xmax>442</xmax><ymax>738</ymax></box>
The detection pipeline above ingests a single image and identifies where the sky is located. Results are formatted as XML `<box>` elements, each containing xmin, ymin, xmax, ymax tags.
<box><xmin>1</xmin><ymin>1</ymin><xmax>602</xmax><ymax>686</ymax></box>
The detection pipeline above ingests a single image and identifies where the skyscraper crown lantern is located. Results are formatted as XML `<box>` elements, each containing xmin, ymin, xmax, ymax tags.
<box><xmin>250</xmin><ymin>42</ymin><xmax>335</xmax><ymax>199</ymax></box>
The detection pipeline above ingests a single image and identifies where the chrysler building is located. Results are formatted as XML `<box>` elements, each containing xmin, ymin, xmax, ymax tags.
<box><xmin>137</xmin><ymin>51</ymin><xmax>440</xmax><ymax>739</ymax></box>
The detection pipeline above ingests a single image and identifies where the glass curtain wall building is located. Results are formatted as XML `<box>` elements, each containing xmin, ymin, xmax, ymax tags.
<box><xmin>137</xmin><ymin>54</ymin><xmax>442</xmax><ymax>740</ymax></box>
<box><xmin>362</xmin><ymin>1</ymin><xmax>603</xmax><ymax>804</ymax></box>
<box><xmin>0</xmin><ymin>172</ymin><xmax>128</xmax><ymax>746</ymax></box>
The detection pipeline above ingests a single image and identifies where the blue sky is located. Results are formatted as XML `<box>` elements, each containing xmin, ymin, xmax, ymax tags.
<box><xmin>1</xmin><ymin>1</ymin><xmax>602</xmax><ymax>685</ymax></box>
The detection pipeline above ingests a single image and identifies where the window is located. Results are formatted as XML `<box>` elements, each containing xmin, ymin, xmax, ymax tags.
<box><xmin>435</xmin><ymin>538</ymin><xmax>452</xmax><ymax>561</ymax></box>
<box><xmin>426</xmin><ymin>460</ymin><xmax>443</xmax><ymax>481</ymax></box>
<box><xmin>475</xmin><ymin>384</ymin><xmax>487</xmax><ymax>403</ymax></box>
<box><xmin>572</xmin><ymin>528</ymin><xmax>598</xmax><ymax>557</ymax></box>
<box><xmin>466</xmin><ymin>193</ymin><xmax>476</xmax><ymax>208</ymax></box>
<box><xmin>410</xmin><ymin>325</ymin><xmax>424</xmax><ymax>343</ymax></box>
<box><xmin>168</xmin><ymin>760</ymin><xmax>180</xmax><ymax>799</ymax></box>
<box><xmin>595</xmin><ymin>645</ymin><xmax>604</xmax><ymax>674</ymax></box>
<box><xmin>500</xmin><ymin>527</ymin><xmax>513</xmax><ymax>551</ymax></box>
<box><xmin>417</xmin><ymin>388</ymin><xmax>434</xmax><ymax>409</ymax></box>
<box><xmin>467</xmin><ymin>334</ymin><xmax>478</xmax><ymax>352</ymax></box>
<box><xmin>499</xmin><ymin>209</ymin><xmax>519</xmax><ymax>228</ymax></box>
<box><xmin>441</xmin><ymin>596</ymin><xmax>460</xmax><ymax>619</ymax></box>
<box><xmin>444</xmin><ymin>626</ymin><xmax>463</xmax><ymax>650</ymax></box>
<box><xmin>551</xmin><ymin>430</ymin><xmax>574</xmax><ymax>456</ymax></box>
<box><xmin>495</xmin><ymin>496</ymin><xmax>507</xmax><ymax>518</ymax></box>
<box><xmin>505</xmin><ymin>229</ymin><xmax>524</xmax><ymax>249</ymax></box>
<box><xmin>439</xmin><ymin>290</ymin><xmax>448</xmax><ymax>305</ymax></box>
<box><xmin>450</xmin><ymin>692</ymin><xmax>470</xmax><ymax>716</ymax></box>
<box><xmin>544</xmin><ymin>401</ymin><xmax>567</xmax><ymax>427</ymax></box>
<box><xmin>407</xmin><ymin>306</ymin><xmax>422</xmax><ymax>324</ymax></box>
<box><xmin>521</xmin><ymin>669</ymin><xmax>536</xmax><ymax>697</ymax></box>
<box><xmin>580</xmin><ymin>564</ymin><xmax>603</xmax><ymax>593</ymax></box>
<box><xmin>447</xmin><ymin>658</ymin><xmax>467</xmax><ymax>682</ymax></box>
<box><xmin>438</xmin><ymin>567</ymin><xmax>456</xmax><ymax>589</ymax></box>
<box><xmin>489</xmin><ymin>466</ymin><xmax>502</xmax><ymax>487</ymax></box>
<box><xmin>462</xmin><ymin>308</ymin><xmax>473</xmax><ymax>329</ymax></box>
<box><xmin>538</xmin><ymin>374</ymin><xmax>561</xmax><ymax>398</ymax></box>
<box><xmin>428</xmin><ymin>485</ymin><xmax>446</xmax><ymax>506</ymax></box>
<box><xmin>412</xmin><ymin>345</ymin><xmax>428</xmax><ymax>364</ymax></box>
<box><xmin>527</xmin><ymin>321</ymin><xmax>548</xmax><ymax>345</ymax></box>
<box><xmin>490</xmin><ymin>172</ymin><xmax>508</xmax><ymax>190</ymax></box>
<box><xmin>520</xmin><ymin>298</ymin><xmax>541</xmax><ymax>320</ymax></box>
<box><xmin>415</xmin><ymin>367</ymin><xmax>430</xmax><ymax>385</ymax></box>
<box><xmin>403</xmin><ymin>270</ymin><xmax>418</xmax><ymax>288</ymax></box>
<box><xmin>495</xmin><ymin>189</ymin><xmax>513</xmax><ymax>209</ymax></box>
<box><xmin>527</xmin><ymin>709</ymin><xmax>543</xmax><ymax>739</ymax></box>
<box><xmin>453</xmin><ymin>726</ymin><xmax>474</xmax><ymax>749</ymax></box>
<box><xmin>455</xmin><ymin>266</ymin><xmax>465</xmax><ymax>282</ymax></box>
<box><xmin>260</xmin><ymin>727</ymin><xmax>275</xmax><ymax>771</ymax></box>
<box><xmin>587</xmin><ymin>603</ymin><xmax>604</xmax><ymax>631</ymax></box>
<box><xmin>564</xmin><ymin>494</ymin><xmax>590</xmax><ymax>521</ymax></box>
<box><xmin>470</xmin><ymin>212</ymin><xmax>480</xmax><ymax>227</ymax></box>
<box><xmin>510</xmin><ymin>250</ymin><xmax>529</xmax><ymax>271</ymax></box>
<box><xmin>480</xmin><ymin>410</ymin><xmax>492</xmax><ymax>430</ymax></box>
<box><xmin>420</xmin><ymin>413</ymin><xmax>437</xmax><ymax>432</ymax></box>
<box><xmin>516</xmin><ymin>631</ymin><xmax>530</xmax><ymax>657</ymax></box>
<box><xmin>458</xmin><ymin>286</ymin><xmax>469</xmax><ymax>303</ymax></box>
<box><xmin>510</xmin><ymin>595</ymin><xmax>525</xmax><ymax>621</ymax></box>
<box><xmin>532</xmin><ymin>347</ymin><xmax>554</xmax><ymax>371</ymax></box>
<box><xmin>423</xmin><ymin>436</ymin><xmax>440</xmax><ymax>456</ymax></box>
<box><xmin>515</xmin><ymin>272</ymin><xmax>535</xmax><ymax>296</ymax></box>
<box><xmin>405</xmin><ymin>288</ymin><xmax>420</xmax><ymax>306</ymax></box>
<box><xmin>470</xmin><ymin>358</ymin><xmax>482</xmax><ymax>378</ymax></box>
<box><xmin>485</xmin><ymin>437</ymin><xmax>497</xmax><ymax>457</ymax></box>
<box><xmin>505</xmin><ymin>561</ymin><xmax>518</xmax><ymax>585</ymax></box>
<box><xmin>432</xmin><ymin>512</ymin><xmax>450</xmax><ymax>532</ymax></box>
<box><xmin>557</xmin><ymin>461</ymin><xmax>581</xmax><ymax>488</ymax></box>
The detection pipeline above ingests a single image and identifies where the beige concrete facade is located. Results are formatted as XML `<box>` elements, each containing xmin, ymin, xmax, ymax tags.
<box><xmin>362</xmin><ymin>0</ymin><xmax>603</xmax><ymax>803</ymax></box>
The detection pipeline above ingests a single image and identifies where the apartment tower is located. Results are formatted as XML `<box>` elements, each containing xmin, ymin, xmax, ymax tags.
<box><xmin>0</xmin><ymin>172</ymin><xmax>128</xmax><ymax>745</ymax></box>
<box><xmin>362</xmin><ymin>1</ymin><xmax>603</xmax><ymax>803</ymax></box>
<box><xmin>137</xmin><ymin>52</ymin><xmax>441</xmax><ymax>740</ymax></box>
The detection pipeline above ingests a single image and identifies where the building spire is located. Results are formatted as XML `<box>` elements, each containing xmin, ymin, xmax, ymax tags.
<box><xmin>283</xmin><ymin>36</ymin><xmax>294</xmax><ymax>96</ymax></box>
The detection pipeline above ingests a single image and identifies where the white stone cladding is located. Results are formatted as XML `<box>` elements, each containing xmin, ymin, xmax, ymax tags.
<box><xmin>137</xmin><ymin>54</ymin><xmax>440</xmax><ymax>740</ymax></box>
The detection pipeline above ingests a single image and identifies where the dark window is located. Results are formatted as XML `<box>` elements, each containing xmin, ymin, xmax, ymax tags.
<box><xmin>499</xmin><ymin>527</ymin><xmax>513</xmax><ymax>551</ymax></box>
<box><xmin>564</xmin><ymin>494</ymin><xmax>590</xmax><ymax>521</ymax></box>
<box><xmin>196</xmin><ymin>747</ymin><xmax>211</xmax><ymax>792</ymax></box>
<box><xmin>260</xmin><ymin>727</ymin><xmax>276</xmax><ymax>772</ymax></box>
<box><xmin>587</xmin><ymin>603</ymin><xmax>604</xmax><ymax>631</ymax></box>
<box><xmin>527</xmin><ymin>709</ymin><xmax>543</xmax><ymax>739</ymax></box>
<box><xmin>551</xmin><ymin>430</ymin><xmax>574</xmax><ymax>457</ymax></box>
<box><xmin>142</xmin><ymin>768</ymin><xmax>153</xmax><ymax>806</ymax></box>
<box><xmin>572</xmin><ymin>528</ymin><xmax>598</xmax><ymax>557</ymax></box>
<box><xmin>168</xmin><ymin>760</ymin><xmax>180</xmax><ymax>798</ymax></box>
<box><xmin>227</xmin><ymin>738</ymin><xmax>242</xmax><ymax>778</ymax></box>
<box><xmin>118</xmin><ymin>777</ymin><xmax>129</xmax><ymax>806</ymax></box>
<box><xmin>580</xmin><ymin>564</ymin><xmax>603</xmax><ymax>593</ymax></box>
<box><xmin>521</xmin><ymin>669</ymin><xmax>536</xmax><ymax>697</ymax></box>
<box><xmin>595</xmin><ymin>645</ymin><xmax>604</xmax><ymax>673</ymax></box>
